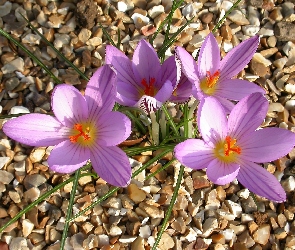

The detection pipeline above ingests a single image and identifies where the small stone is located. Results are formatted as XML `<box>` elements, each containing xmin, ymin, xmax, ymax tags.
<box><xmin>0</xmin><ymin>157</ymin><xmax>10</xmax><ymax>169</ymax></box>
<box><xmin>277</xmin><ymin>213</ymin><xmax>287</xmax><ymax>228</ymax></box>
<box><xmin>29</xmin><ymin>147</ymin><xmax>46</xmax><ymax>163</ymax></box>
<box><xmin>131</xmin><ymin>236</ymin><xmax>144</xmax><ymax>250</ymax></box>
<box><xmin>202</xmin><ymin>218</ymin><xmax>218</xmax><ymax>237</ymax></box>
<box><xmin>23</xmin><ymin>174</ymin><xmax>47</xmax><ymax>190</ymax></box>
<box><xmin>253</xmin><ymin>224</ymin><xmax>270</xmax><ymax>245</ymax></box>
<box><xmin>139</xmin><ymin>225</ymin><xmax>151</xmax><ymax>238</ymax></box>
<box><xmin>274</xmin><ymin>228</ymin><xmax>287</xmax><ymax>240</ymax></box>
<box><xmin>201</xmin><ymin>12</ymin><xmax>213</xmax><ymax>24</ymax></box>
<box><xmin>0</xmin><ymin>1</ymin><xmax>12</xmax><ymax>17</ymax></box>
<box><xmin>227</xmin><ymin>10</ymin><xmax>250</xmax><ymax>25</ymax></box>
<box><xmin>282</xmin><ymin>176</ymin><xmax>295</xmax><ymax>192</ymax></box>
<box><xmin>127</xmin><ymin>184</ymin><xmax>146</xmax><ymax>203</ymax></box>
<box><xmin>274</xmin><ymin>22</ymin><xmax>295</xmax><ymax>41</ymax></box>
<box><xmin>0</xmin><ymin>170</ymin><xmax>14</xmax><ymax>184</ymax></box>
<box><xmin>148</xmin><ymin>5</ymin><xmax>164</xmax><ymax>19</ymax></box>
<box><xmin>158</xmin><ymin>232</ymin><xmax>175</xmax><ymax>250</ymax></box>
<box><xmin>1</xmin><ymin>57</ymin><xmax>24</xmax><ymax>74</ymax></box>
<box><xmin>22</xmin><ymin>219</ymin><xmax>34</xmax><ymax>237</ymax></box>
<box><xmin>9</xmin><ymin>237</ymin><xmax>29</xmax><ymax>250</ymax></box>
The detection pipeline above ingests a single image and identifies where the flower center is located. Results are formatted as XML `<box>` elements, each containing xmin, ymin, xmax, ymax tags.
<box><xmin>69</xmin><ymin>122</ymin><xmax>96</xmax><ymax>147</ymax></box>
<box><xmin>200</xmin><ymin>70</ymin><xmax>220</xmax><ymax>95</ymax></box>
<box><xmin>214</xmin><ymin>136</ymin><xmax>241</xmax><ymax>163</ymax></box>
<box><xmin>141</xmin><ymin>77</ymin><xmax>156</xmax><ymax>96</ymax></box>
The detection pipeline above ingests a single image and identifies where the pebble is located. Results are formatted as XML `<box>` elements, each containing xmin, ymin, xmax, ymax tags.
<box><xmin>281</xmin><ymin>176</ymin><xmax>295</xmax><ymax>192</ymax></box>
<box><xmin>1</xmin><ymin>57</ymin><xmax>24</xmax><ymax>74</ymax></box>
<box><xmin>23</xmin><ymin>174</ymin><xmax>47</xmax><ymax>190</ymax></box>
<box><xmin>274</xmin><ymin>22</ymin><xmax>295</xmax><ymax>41</ymax></box>
<box><xmin>0</xmin><ymin>1</ymin><xmax>12</xmax><ymax>17</ymax></box>
<box><xmin>158</xmin><ymin>232</ymin><xmax>175</xmax><ymax>250</ymax></box>
<box><xmin>253</xmin><ymin>224</ymin><xmax>270</xmax><ymax>245</ymax></box>
<box><xmin>0</xmin><ymin>157</ymin><xmax>10</xmax><ymax>169</ymax></box>
<box><xmin>0</xmin><ymin>170</ymin><xmax>14</xmax><ymax>184</ymax></box>
<box><xmin>227</xmin><ymin>10</ymin><xmax>250</xmax><ymax>25</ymax></box>
<box><xmin>29</xmin><ymin>147</ymin><xmax>46</xmax><ymax>163</ymax></box>
<box><xmin>131</xmin><ymin>236</ymin><xmax>145</xmax><ymax>250</ymax></box>
<box><xmin>128</xmin><ymin>183</ymin><xmax>146</xmax><ymax>203</ymax></box>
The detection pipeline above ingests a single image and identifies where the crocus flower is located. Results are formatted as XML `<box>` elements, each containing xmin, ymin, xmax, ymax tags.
<box><xmin>106</xmin><ymin>39</ymin><xmax>185</xmax><ymax>112</ymax></box>
<box><xmin>175</xmin><ymin>93</ymin><xmax>295</xmax><ymax>202</ymax></box>
<box><xmin>176</xmin><ymin>33</ymin><xmax>265</xmax><ymax>112</ymax></box>
<box><xmin>3</xmin><ymin>66</ymin><xmax>132</xmax><ymax>187</ymax></box>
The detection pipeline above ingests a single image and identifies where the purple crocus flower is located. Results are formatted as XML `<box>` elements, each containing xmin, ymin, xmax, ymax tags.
<box><xmin>175</xmin><ymin>93</ymin><xmax>295</xmax><ymax>202</ymax></box>
<box><xmin>106</xmin><ymin>40</ymin><xmax>189</xmax><ymax>112</ymax></box>
<box><xmin>3</xmin><ymin>66</ymin><xmax>132</xmax><ymax>187</ymax></box>
<box><xmin>176</xmin><ymin>33</ymin><xmax>265</xmax><ymax>112</ymax></box>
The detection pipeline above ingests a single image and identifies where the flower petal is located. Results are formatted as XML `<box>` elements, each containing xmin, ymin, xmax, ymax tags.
<box><xmin>154</xmin><ymin>79</ymin><xmax>174</xmax><ymax>103</ymax></box>
<box><xmin>197</xmin><ymin>33</ymin><xmax>220</xmax><ymax>80</ymax></box>
<box><xmin>52</xmin><ymin>84</ymin><xmax>88</xmax><ymax>127</ymax></box>
<box><xmin>85</xmin><ymin>66</ymin><xmax>117</xmax><ymax>122</ymax></box>
<box><xmin>219</xmin><ymin>36</ymin><xmax>259</xmax><ymax>80</ymax></box>
<box><xmin>48</xmin><ymin>140</ymin><xmax>90</xmax><ymax>173</ymax></box>
<box><xmin>105</xmin><ymin>45</ymin><xmax>138</xmax><ymax>87</ymax></box>
<box><xmin>169</xmin><ymin>74</ymin><xmax>192</xmax><ymax>103</ymax></box>
<box><xmin>90</xmin><ymin>145</ymin><xmax>131</xmax><ymax>187</ymax></box>
<box><xmin>161</xmin><ymin>55</ymin><xmax>178</xmax><ymax>89</ymax></box>
<box><xmin>206</xmin><ymin>159</ymin><xmax>240</xmax><ymax>185</ymax></box>
<box><xmin>214</xmin><ymin>96</ymin><xmax>235</xmax><ymax>114</ymax></box>
<box><xmin>3</xmin><ymin>114</ymin><xmax>68</xmax><ymax>146</ymax></box>
<box><xmin>96</xmin><ymin>111</ymin><xmax>131</xmax><ymax>146</ymax></box>
<box><xmin>228</xmin><ymin>93</ymin><xmax>268</xmax><ymax>139</ymax></box>
<box><xmin>197</xmin><ymin>97</ymin><xmax>228</xmax><ymax>145</ymax></box>
<box><xmin>239</xmin><ymin>127</ymin><xmax>295</xmax><ymax>163</ymax></box>
<box><xmin>132</xmin><ymin>40</ymin><xmax>161</xmax><ymax>83</ymax></box>
<box><xmin>237</xmin><ymin>160</ymin><xmax>286</xmax><ymax>202</ymax></box>
<box><xmin>175</xmin><ymin>46</ymin><xmax>199</xmax><ymax>83</ymax></box>
<box><xmin>116</xmin><ymin>81</ymin><xmax>139</xmax><ymax>106</ymax></box>
<box><xmin>174</xmin><ymin>139</ymin><xmax>214</xmax><ymax>170</ymax></box>
<box><xmin>215</xmin><ymin>79</ymin><xmax>265</xmax><ymax>101</ymax></box>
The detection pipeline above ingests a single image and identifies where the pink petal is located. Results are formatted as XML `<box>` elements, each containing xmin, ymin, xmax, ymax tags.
<box><xmin>3</xmin><ymin>114</ymin><xmax>68</xmax><ymax>146</ymax></box>
<box><xmin>154</xmin><ymin>79</ymin><xmax>174</xmax><ymax>103</ymax></box>
<box><xmin>132</xmin><ymin>40</ymin><xmax>161</xmax><ymax>83</ymax></box>
<box><xmin>96</xmin><ymin>111</ymin><xmax>131</xmax><ymax>146</ymax></box>
<box><xmin>219</xmin><ymin>36</ymin><xmax>259</xmax><ymax>80</ymax></box>
<box><xmin>105</xmin><ymin>45</ymin><xmax>138</xmax><ymax>87</ymax></box>
<box><xmin>214</xmin><ymin>96</ymin><xmax>235</xmax><ymax>114</ymax></box>
<box><xmin>48</xmin><ymin>140</ymin><xmax>90</xmax><ymax>173</ymax></box>
<box><xmin>161</xmin><ymin>55</ymin><xmax>178</xmax><ymax>89</ymax></box>
<box><xmin>237</xmin><ymin>160</ymin><xmax>286</xmax><ymax>202</ymax></box>
<box><xmin>85</xmin><ymin>66</ymin><xmax>117</xmax><ymax>122</ymax></box>
<box><xmin>52</xmin><ymin>84</ymin><xmax>88</xmax><ymax>127</ymax></box>
<box><xmin>228</xmin><ymin>93</ymin><xmax>268</xmax><ymax>139</ymax></box>
<box><xmin>174</xmin><ymin>139</ymin><xmax>215</xmax><ymax>170</ymax></box>
<box><xmin>215</xmin><ymin>79</ymin><xmax>265</xmax><ymax>101</ymax></box>
<box><xmin>197</xmin><ymin>33</ymin><xmax>220</xmax><ymax>80</ymax></box>
<box><xmin>90</xmin><ymin>145</ymin><xmax>131</xmax><ymax>187</ymax></box>
<box><xmin>239</xmin><ymin>127</ymin><xmax>295</xmax><ymax>163</ymax></box>
<box><xmin>169</xmin><ymin>74</ymin><xmax>192</xmax><ymax>103</ymax></box>
<box><xmin>116</xmin><ymin>81</ymin><xmax>139</xmax><ymax>106</ymax></box>
<box><xmin>175</xmin><ymin>46</ymin><xmax>199</xmax><ymax>83</ymax></box>
<box><xmin>206</xmin><ymin>159</ymin><xmax>240</xmax><ymax>185</ymax></box>
<box><xmin>197</xmin><ymin>97</ymin><xmax>228</xmax><ymax>145</ymax></box>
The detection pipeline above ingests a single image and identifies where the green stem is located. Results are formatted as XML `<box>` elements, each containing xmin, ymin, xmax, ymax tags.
<box><xmin>0</xmin><ymin>172</ymin><xmax>96</xmax><ymax>233</ymax></box>
<box><xmin>67</xmin><ymin>149</ymin><xmax>172</xmax><ymax>222</ymax></box>
<box><xmin>123</xmin><ymin>110</ymin><xmax>147</xmax><ymax>135</ymax></box>
<box><xmin>59</xmin><ymin>169</ymin><xmax>81</xmax><ymax>250</ymax></box>
<box><xmin>124</xmin><ymin>144</ymin><xmax>175</xmax><ymax>156</ymax></box>
<box><xmin>161</xmin><ymin>105</ymin><xmax>180</xmax><ymax>137</ymax></box>
<box><xmin>152</xmin><ymin>165</ymin><xmax>185</xmax><ymax>250</ymax></box>
<box><xmin>0</xmin><ymin>28</ymin><xmax>62</xmax><ymax>84</ymax></box>
<box><xmin>212</xmin><ymin>0</ymin><xmax>243</xmax><ymax>33</ymax></box>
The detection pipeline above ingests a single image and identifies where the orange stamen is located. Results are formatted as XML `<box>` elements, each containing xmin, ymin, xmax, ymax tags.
<box><xmin>141</xmin><ymin>77</ymin><xmax>156</xmax><ymax>96</ymax></box>
<box><xmin>224</xmin><ymin>136</ymin><xmax>241</xmax><ymax>156</ymax></box>
<box><xmin>206</xmin><ymin>70</ymin><xmax>220</xmax><ymax>88</ymax></box>
<box><xmin>69</xmin><ymin>123</ymin><xmax>91</xmax><ymax>143</ymax></box>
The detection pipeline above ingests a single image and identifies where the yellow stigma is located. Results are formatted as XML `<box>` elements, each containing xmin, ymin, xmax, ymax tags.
<box><xmin>69</xmin><ymin>122</ymin><xmax>96</xmax><ymax>147</ymax></box>
<box><xmin>214</xmin><ymin>136</ymin><xmax>241</xmax><ymax>163</ymax></box>
<box><xmin>200</xmin><ymin>70</ymin><xmax>220</xmax><ymax>95</ymax></box>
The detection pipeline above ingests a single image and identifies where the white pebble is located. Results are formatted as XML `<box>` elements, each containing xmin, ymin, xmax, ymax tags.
<box><xmin>148</xmin><ymin>5</ymin><xmax>164</xmax><ymax>19</ymax></box>
<box><xmin>285</xmin><ymin>100</ymin><xmax>295</xmax><ymax>110</ymax></box>
<box><xmin>9</xmin><ymin>106</ymin><xmax>30</xmax><ymax>115</ymax></box>
<box><xmin>139</xmin><ymin>225</ymin><xmax>151</xmax><ymax>238</ymax></box>
<box><xmin>242</xmin><ymin>25</ymin><xmax>260</xmax><ymax>36</ymax></box>
<box><xmin>117</xmin><ymin>1</ymin><xmax>127</xmax><ymax>12</ymax></box>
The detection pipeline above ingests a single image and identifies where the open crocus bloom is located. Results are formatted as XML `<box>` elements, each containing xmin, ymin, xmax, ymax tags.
<box><xmin>106</xmin><ymin>39</ymin><xmax>183</xmax><ymax>112</ymax></box>
<box><xmin>3</xmin><ymin>66</ymin><xmax>132</xmax><ymax>187</ymax></box>
<box><xmin>175</xmin><ymin>93</ymin><xmax>295</xmax><ymax>202</ymax></box>
<box><xmin>176</xmin><ymin>33</ymin><xmax>265</xmax><ymax>112</ymax></box>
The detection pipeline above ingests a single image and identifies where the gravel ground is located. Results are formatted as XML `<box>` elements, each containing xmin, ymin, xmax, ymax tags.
<box><xmin>1</xmin><ymin>0</ymin><xmax>295</xmax><ymax>249</ymax></box>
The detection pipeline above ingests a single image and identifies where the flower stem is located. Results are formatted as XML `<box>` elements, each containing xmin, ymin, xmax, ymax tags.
<box><xmin>59</xmin><ymin>169</ymin><xmax>81</xmax><ymax>250</ymax></box>
<box><xmin>161</xmin><ymin>105</ymin><xmax>180</xmax><ymax>137</ymax></box>
<box><xmin>150</xmin><ymin>111</ymin><xmax>159</xmax><ymax>145</ymax></box>
<box><xmin>151</xmin><ymin>165</ymin><xmax>185</xmax><ymax>250</ymax></box>
<box><xmin>0</xmin><ymin>172</ymin><xmax>96</xmax><ymax>233</ymax></box>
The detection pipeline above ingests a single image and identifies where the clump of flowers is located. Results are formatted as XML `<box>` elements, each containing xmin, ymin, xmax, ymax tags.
<box><xmin>106</xmin><ymin>39</ymin><xmax>191</xmax><ymax>113</ymax></box>
<box><xmin>175</xmin><ymin>93</ymin><xmax>295</xmax><ymax>202</ymax></box>
<box><xmin>3</xmin><ymin>66</ymin><xmax>132</xmax><ymax>187</ymax></box>
<box><xmin>176</xmin><ymin>32</ymin><xmax>265</xmax><ymax>112</ymax></box>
